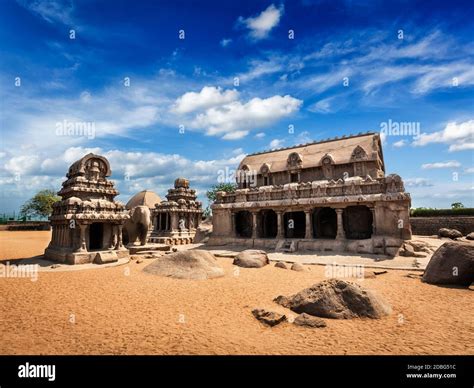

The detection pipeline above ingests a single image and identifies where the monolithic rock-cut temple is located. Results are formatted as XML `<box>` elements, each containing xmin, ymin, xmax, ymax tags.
<box><xmin>44</xmin><ymin>153</ymin><xmax>129</xmax><ymax>264</ymax></box>
<box><xmin>210</xmin><ymin>132</ymin><xmax>412</xmax><ymax>255</ymax></box>
<box><xmin>150</xmin><ymin>178</ymin><xmax>203</xmax><ymax>245</ymax></box>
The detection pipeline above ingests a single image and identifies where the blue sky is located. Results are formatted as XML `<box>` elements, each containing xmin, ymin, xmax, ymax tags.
<box><xmin>0</xmin><ymin>0</ymin><xmax>473</xmax><ymax>214</ymax></box>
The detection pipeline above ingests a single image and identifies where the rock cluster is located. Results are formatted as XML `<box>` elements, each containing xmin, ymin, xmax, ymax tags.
<box><xmin>274</xmin><ymin>279</ymin><xmax>392</xmax><ymax>319</ymax></box>
<box><xmin>438</xmin><ymin>228</ymin><xmax>463</xmax><ymax>240</ymax></box>
<box><xmin>398</xmin><ymin>240</ymin><xmax>436</xmax><ymax>258</ymax></box>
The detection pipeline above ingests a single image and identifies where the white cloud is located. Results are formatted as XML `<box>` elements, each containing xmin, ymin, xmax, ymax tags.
<box><xmin>172</xmin><ymin>86</ymin><xmax>239</xmax><ymax>114</ymax></box>
<box><xmin>392</xmin><ymin>139</ymin><xmax>406</xmax><ymax>148</ymax></box>
<box><xmin>236</xmin><ymin>58</ymin><xmax>284</xmax><ymax>83</ymax></box>
<box><xmin>17</xmin><ymin>0</ymin><xmax>74</xmax><ymax>25</ymax></box>
<box><xmin>255</xmin><ymin>132</ymin><xmax>266</xmax><ymax>139</ymax></box>
<box><xmin>421</xmin><ymin>161</ymin><xmax>461</xmax><ymax>169</ymax></box>
<box><xmin>269</xmin><ymin>139</ymin><xmax>284</xmax><ymax>149</ymax></box>
<box><xmin>404</xmin><ymin>178</ymin><xmax>433</xmax><ymax>187</ymax></box>
<box><xmin>0</xmin><ymin>145</ymin><xmax>248</xmax><ymax>212</ymax></box>
<box><xmin>220</xmin><ymin>38</ymin><xmax>232</xmax><ymax>47</ymax></box>
<box><xmin>221</xmin><ymin>130</ymin><xmax>249</xmax><ymax>140</ymax></box>
<box><xmin>413</xmin><ymin>120</ymin><xmax>474</xmax><ymax>151</ymax></box>
<box><xmin>238</xmin><ymin>4</ymin><xmax>284</xmax><ymax>40</ymax></box>
<box><xmin>308</xmin><ymin>97</ymin><xmax>334</xmax><ymax>113</ymax></box>
<box><xmin>190</xmin><ymin>94</ymin><xmax>302</xmax><ymax>139</ymax></box>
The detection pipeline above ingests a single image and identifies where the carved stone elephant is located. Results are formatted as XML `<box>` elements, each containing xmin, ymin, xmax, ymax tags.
<box><xmin>123</xmin><ymin>205</ymin><xmax>151</xmax><ymax>246</ymax></box>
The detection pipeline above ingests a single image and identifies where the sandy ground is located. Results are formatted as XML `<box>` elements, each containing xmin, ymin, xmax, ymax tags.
<box><xmin>0</xmin><ymin>231</ymin><xmax>473</xmax><ymax>355</ymax></box>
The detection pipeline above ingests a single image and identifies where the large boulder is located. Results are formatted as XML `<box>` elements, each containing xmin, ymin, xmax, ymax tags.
<box><xmin>233</xmin><ymin>250</ymin><xmax>269</xmax><ymax>268</ymax></box>
<box><xmin>466</xmin><ymin>232</ymin><xmax>474</xmax><ymax>241</ymax></box>
<box><xmin>194</xmin><ymin>218</ymin><xmax>212</xmax><ymax>243</ymax></box>
<box><xmin>438</xmin><ymin>228</ymin><xmax>463</xmax><ymax>239</ymax></box>
<box><xmin>143</xmin><ymin>249</ymin><xmax>224</xmax><ymax>280</ymax></box>
<box><xmin>274</xmin><ymin>279</ymin><xmax>391</xmax><ymax>319</ymax></box>
<box><xmin>422</xmin><ymin>242</ymin><xmax>474</xmax><ymax>287</ymax></box>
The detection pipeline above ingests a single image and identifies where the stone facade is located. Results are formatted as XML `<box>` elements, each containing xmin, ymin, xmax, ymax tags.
<box><xmin>210</xmin><ymin>132</ymin><xmax>412</xmax><ymax>255</ymax></box>
<box><xmin>149</xmin><ymin>178</ymin><xmax>203</xmax><ymax>245</ymax></box>
<box><xmin>44</xmin><ymin>153</ymin><xmax>129</xmax><ymax>264</ymax></box>
<box><xmin>410</xmin><ymin>216</ymin><xmax>474</xmax><ymax>236</ymax></box>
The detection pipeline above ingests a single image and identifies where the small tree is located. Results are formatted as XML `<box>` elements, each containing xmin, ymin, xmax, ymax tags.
<box><xmin>451</xmin><ymin>202</ymin><xmax>464</xmax><ymax>209</ymax></box>
<box><xmin>20</xmin><ymin>189</ymin><xmax>60</xmax><ymax>219</ymax></box>
<box><xmin>204</xmin><ymin>183</ymin><xmax>237</xmax><ymax>217</ymax></box>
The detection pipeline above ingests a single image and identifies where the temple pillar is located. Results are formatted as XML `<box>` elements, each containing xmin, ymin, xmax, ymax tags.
<box><xmin>304</xmin><ymin>209</ymin><xmax>313</xmax><ymax>239</ymax></box>
<box><xmin>335</xmin><ymin>208</ymin><xmax>345</xmax><ymax>240</ymax></box>
<box><xmin>370</xmin><ymin>206</ymin><xmax>377</xmax><ymax>235</ymax></box>
<box><xmin>171</xmin><ymin>213</ymin><xmax>178</xmax><ymax>231</ymax></box>
<box><xmin>251</xmin><ymin>211</ymin><xmax>258</xmax><ymax>239</ymax></box>
<box><xmin>231</xmin><ymin>212</ymin><xmax>237</xmax><ymax>237</ymax></box>
<box><xmin>78</xmin><ymin>223</ymin><xmax>87</xmax><ymax>252</ymax></box>
<box><xmin>276</xmin><ymin>211</ymin><xmax>284</xmax><ymax>239</ymax></box>
<box><xmin>116</xmin><ymin>224</ymin><xmax>124</xmax><ymax>249</ymax></box>
<box><xmin>59</xmin><ymin>225</ymin><xmax>64</xmax><ymax>246</ymax></box>
<box><xmin>109</xmin><ymin>225</ymin><xmax>116</xmax><ymax>249</ymax></box>
<box><xmin>165</xmin><ymin>213</ymin><xmax>169</xmax><ymax>231</ymax></box>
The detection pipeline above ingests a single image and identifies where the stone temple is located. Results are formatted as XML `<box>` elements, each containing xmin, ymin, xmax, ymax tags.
<box><xmin>150</xmin><ymin>178</ymin><xmax>203</xmax><ymax>245</ymax></box>
<box><xmin>209</xmin><ymin>132</ymin><xmax>412</xmax><ymax>255</ymax></box>
<box><xmin>44</xmin><ymin>153</ymin><xmax>129</xmax><ymax>264</ymax></box>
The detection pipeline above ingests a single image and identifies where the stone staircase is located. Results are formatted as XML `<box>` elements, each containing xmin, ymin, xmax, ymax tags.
<box><xmin>276</xmin><ymin>240</ymin><xmax>297</xmax><ymax>253</ymax></box>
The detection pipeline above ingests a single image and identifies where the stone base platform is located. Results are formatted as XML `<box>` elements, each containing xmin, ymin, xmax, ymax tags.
<box><xmin>127</xmin><ymin>244</ymin><xmax>171</xmax><ymax>254</ymax></box>
<box><xmin>44</xmin><ymin>246</ymin><xmax>129</xmax><ymax>265</ymax></box>
<box><xmin>207</xmin><ymin>236</ymin><xmax>406</xmax><ymax>256</ymax></box>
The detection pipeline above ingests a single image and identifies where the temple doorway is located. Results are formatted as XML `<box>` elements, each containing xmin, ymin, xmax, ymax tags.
<box><xmin>235</xmin><ymin>211</ymin><xmax>252</xmax><ymax>238</ymax></box>
<box><xmin>343</xmin><ymin>206</ymin><xmax>373</xmax><ymax>239</ymax></box>
<box><xmin>284</xmin><ymin>211</ymin><xmax>305</xmax><ymax>238</ymax></box>
<box><xmin>314</xmin><ymin>207</ymin><xmax>337</xmax><ymax>239</ymax></box>
<box><xmin>89</xmin><ymin>222</ymin><xmax>104</xmax><ymax>250</ymax></box>
<box><xmin>259</xmin><ymin>210</ymin><xmax>277</xmax><ymax>238</ymax></box>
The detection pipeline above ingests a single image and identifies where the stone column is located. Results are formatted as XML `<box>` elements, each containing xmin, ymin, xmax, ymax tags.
<box><xmin>116</xmin><ymin>224</ymin><xmax>124</xmax><ymax>249</ymax></box>
<box><xmin>171</xmin><ymin>213</ymin><xmax>178</xmax><ymax>232</ymax></box>
<box><xmin>231</xmin><ymin>212</ymin><xmax>236</xmax><ymax>237</ymax></box>
<box><xmin>60</xmin><ymin>225</ymin><xmax>64</xmax><ymax>246</ymax></box>
<box><xmin>165</xmin><ymin>213</ymin><xmax>169</xmax><ymax>231</ymax></box>
<box><xmin>276</xmin><ymin>211</ymin><xmax>284</xmax><ymax>239</ymax></box>
<box><xmin>64</xmin><ymin>225</ymin><xmax>70</xmax><ymax>246</ymax></box>
<box><xmin>109</xmin><ymin>225</ymin><xmax>116</xmax><ymax>249</ymax></box>
<box><xmin>304</xmin><ymin>209</ymin><xmax>313</xmax><ymax>239</ymax></box>
<box><xmin>335</xmin><ymin>208</ymin><xmax>345</xmax><ymax>240</ymax></box>
<box><xmin>251</xmin><ymin>211</ymin><xmax>258</xmax><ymax>239</ymax></box>
<box><xmin>78</xmin><ymin>223</ymin><xmax>87</xmax><ymax>252</ymax></box>
<box><xmin>370</xmin><ymin>206</ymin><xmax>377</xmax><ymax>235</ymax></box>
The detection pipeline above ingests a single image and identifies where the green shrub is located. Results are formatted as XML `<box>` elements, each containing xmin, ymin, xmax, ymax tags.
<box><xmin>410</xmin><ymin>207</ymin><xmax>474</xmax><ymax>217</ymax></box>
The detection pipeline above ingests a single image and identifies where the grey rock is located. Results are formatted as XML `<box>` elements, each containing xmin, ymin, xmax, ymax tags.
<box><xmin>422</xmin><ymin>242</ymin><xmax>474</xmax><ymax>287</ymax></box>
<box><xmin>274</xmin><ymin>279</ymin><xmax>392</xmax><ymax>319</ymax></box>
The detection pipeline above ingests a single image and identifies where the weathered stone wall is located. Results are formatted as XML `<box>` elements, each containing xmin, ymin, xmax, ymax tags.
<box><xmin>410</xmin><ymin>216</ymin><xmax>474</xmax><ymax>236</ymax></box>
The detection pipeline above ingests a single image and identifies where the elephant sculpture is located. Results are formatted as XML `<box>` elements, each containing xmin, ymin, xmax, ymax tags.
<box><xmin>123</xmin><ymin>205</ymin><xmax>152</xmax><ymax>246</ymax></box>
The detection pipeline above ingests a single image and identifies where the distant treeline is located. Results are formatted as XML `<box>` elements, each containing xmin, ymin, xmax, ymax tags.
<box><xmin>410</xmin><ymin>208</ymin><xmax>474</xmax><ymax>217</ymax></box>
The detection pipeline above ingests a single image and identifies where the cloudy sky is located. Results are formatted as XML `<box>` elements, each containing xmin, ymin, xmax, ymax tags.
<box><xmin>0</xmin><ymin>0</ymin><xmax>473</xmax><ymax>214</ymax></box>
